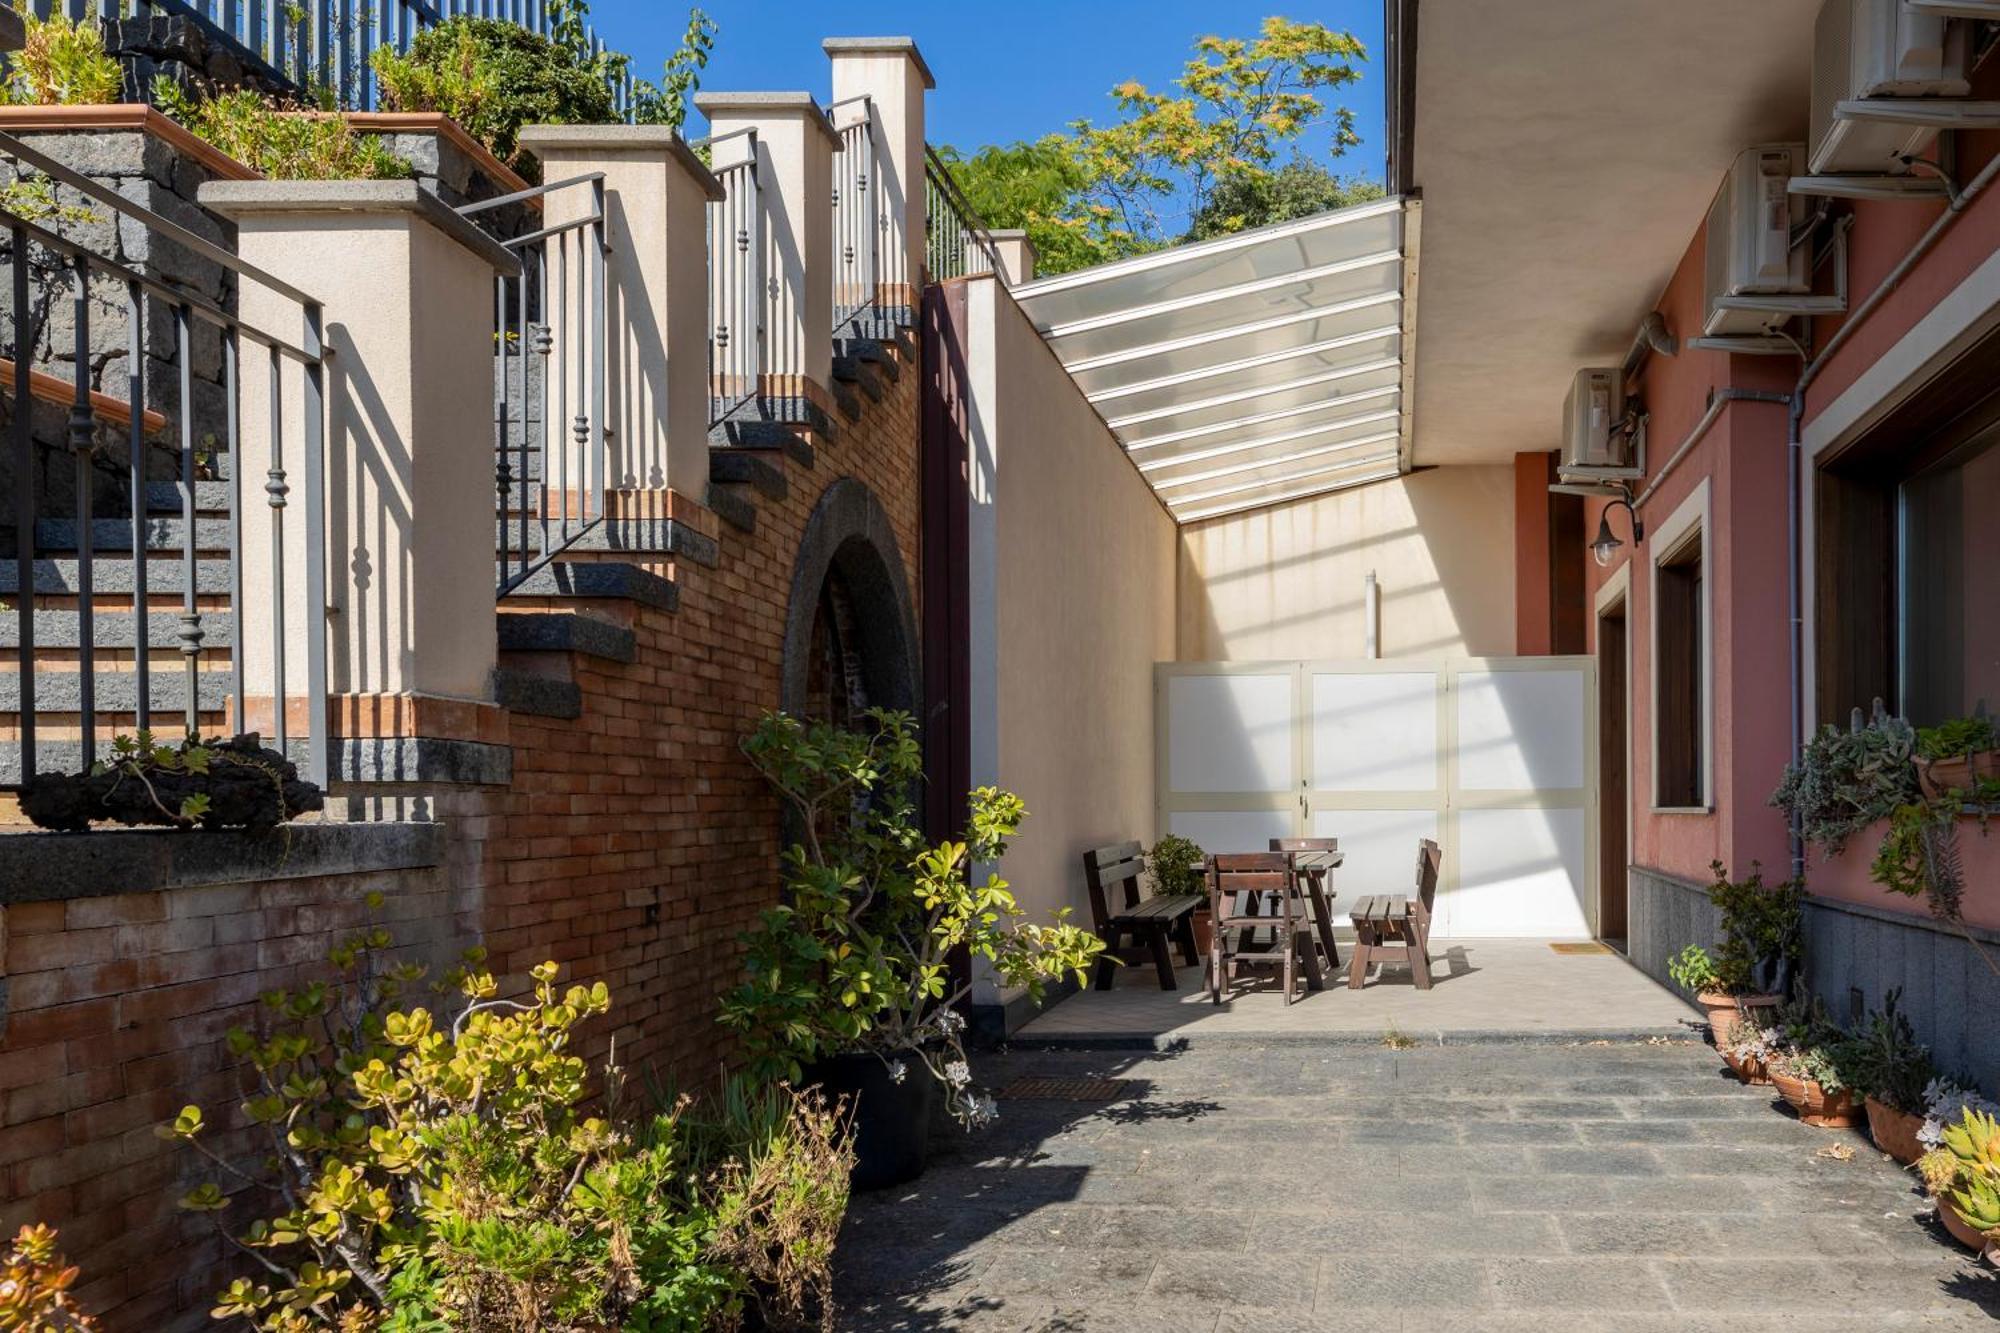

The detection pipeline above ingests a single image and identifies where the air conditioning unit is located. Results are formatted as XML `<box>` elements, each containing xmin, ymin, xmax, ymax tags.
<box><xmin>1560</xmin><ymin>367</ymin><xmax>1642</xmax><ymax>479</ymax></box>
<box><xmin>1703</xmin><ymin>144</ymin><xmax>1810</xmax><ymax>336</ymax></box>
<box><xmin>1809</xmin><ymin>0</ymin><xmax>1970</xmax><ymax>174</ymax></box>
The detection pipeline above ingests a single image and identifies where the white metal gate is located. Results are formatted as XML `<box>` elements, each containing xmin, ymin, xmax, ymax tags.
<box><xmin>1156</xmin><ymin>659</ymin><xmax>1597</xmax><ymax>938</ymax></box>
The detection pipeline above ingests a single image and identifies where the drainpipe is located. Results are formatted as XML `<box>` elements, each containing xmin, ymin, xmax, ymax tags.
<box><xmin>1631</xmin><ymin>388</ymin><xmax>1791</xmax><ymax>513</ymax></box>
<box><xmin>1780</xmin><ymin>149</ymin><xmax>2000</xmax><ymax>876</ymax></box>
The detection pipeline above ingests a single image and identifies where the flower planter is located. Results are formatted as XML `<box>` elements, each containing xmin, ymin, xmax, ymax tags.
<box><xmin>1864</xmin><ymin>1095</ymin><xmax>1926</xmax><ymax>1165</ymax></box>
<box><xmin>1721</xmin><ymin>1048</ymin><xmax>1771</xmax><ymax>1085</ymax></box>
<box><xmin>1190</xmin><ymin>908</ymin><xmax>1214</xmax><ymax>957</ymax></box>
<box><xmin>1694</xmin><ymin>990</ymin><xmax>1780</xmax><ymax>1043</ymax></box>
<box><xmin>343</xmin><ymin>112</ymin><xmax>537</xmax><ymax>237</ymax></box>
<box><xmin>1769</xmin><ymin>1070</ymin><xmax>1861</xmax><ymax>1128</ymax></box>
<box><xmin>1939</xmin><ymin>1198</ymin><xmax>1995</xmax><ymax>1254</ymax></box>
<box><xmin>803</xmin><ymin>1051</ymin><xmax>934</xmax><ymax>1191</ymax></box>
<box><xmin>1915</xmin><ymin>749</ymin><xmax>2000</xmax><ymax>802</ymax></box>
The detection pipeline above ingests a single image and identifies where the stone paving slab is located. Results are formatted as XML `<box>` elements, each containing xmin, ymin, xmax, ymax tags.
<box><xmin>832</xmin><ymin>1042</ymin><xmax>1999</xmax><ymax>1331</ymax></box>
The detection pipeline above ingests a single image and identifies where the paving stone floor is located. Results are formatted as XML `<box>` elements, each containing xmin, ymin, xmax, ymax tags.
<box><xmin>832</xmin><ymin>1042</ymin><xmax>1999</xmax><ymax>1331</ymax></box>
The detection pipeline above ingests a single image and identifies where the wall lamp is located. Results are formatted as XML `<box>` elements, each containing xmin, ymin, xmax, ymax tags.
<box><xmin>1590</xmin><ymin>498</ymin><xmax>1643</xmax><ymax>568</ymax></box>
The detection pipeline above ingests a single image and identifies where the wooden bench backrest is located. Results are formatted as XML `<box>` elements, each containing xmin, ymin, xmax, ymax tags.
<box><xmin>1415</xmin><ymin>838</ymin><xmax>1442</xmax><ymax>914</ymax></box>
<box><xmin>1209</xmin><ymin>851</ymin><xmax>1301</xmax><ymax>921</ymax></box>
<box><xmin>1082</xmin><ymin>840</ymin><xmax>1147</xmax><ymax>928</ymax></box>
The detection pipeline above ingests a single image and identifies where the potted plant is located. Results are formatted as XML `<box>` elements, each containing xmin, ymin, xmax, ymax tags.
<box><xmin>1914</xmin><ymin>710</ymin><xmax>1999</xmax><ymax>802</ymax></box>
<box><xmin>1772</xmin><ymin>701</ymin><xmax>1921</xmax><ymax>858</ymax></box>
<box><xmin>1665</xmin><ymin>861</ymin><xmax>1801</xmax><ymax>1046</ymax></box>
<box><xmin>1848</xmin><ymin>988</ymin><xmax>1935</xmax><ymax>1164</ymax></box>
<box><xmin>1765</xmin><ymin>1002</ymin><xmax>1863</xmax><ymax>1128</ymax></box>
<box><xmin>1917</xmin><ymin>1108</ymin><xmax>2000</xmax><ymax>1256</ymax></box>
<box><xmin>1145</xmin><ymin>833</ymin><xmax>1208</xmax><ymax>952</ymax></box>
<box><xmin>723</xmin><ymin>710</ymin><xmax>1104</xmax><ymax>1190</ymax></box>
<box><xmin>1716</xmin><ymin>1010</ymin><xmax>1776</xmax><ymax>1085</ymax></box>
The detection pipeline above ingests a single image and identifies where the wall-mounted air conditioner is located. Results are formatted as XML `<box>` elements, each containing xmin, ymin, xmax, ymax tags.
<box><xmin>1809</xmin><ymin>0</ymin><xmax>1970</xmax><ymax>174</ymax></box>
<box><xmin>1560</xmin><ymin>367</ymin><xmax>1643</xmax><ymax>480</ymax></box>
<box><xmin>1703</xmin><ymin>144</ymin><xmax>1811</xmax><ymax>336</ymax></box>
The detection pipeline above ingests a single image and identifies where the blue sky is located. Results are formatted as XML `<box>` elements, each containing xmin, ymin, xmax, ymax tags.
<box><xmin>580</xmin><ymin>1</ymin><xmax>1389</xmax><ymax>182</ymax></box>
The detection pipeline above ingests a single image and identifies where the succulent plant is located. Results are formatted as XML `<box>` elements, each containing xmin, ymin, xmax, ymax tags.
<box><xmin>1924</xmin><ymin>1107</ymin><xmax>2000</xmax><ymax>1240</ymax></box>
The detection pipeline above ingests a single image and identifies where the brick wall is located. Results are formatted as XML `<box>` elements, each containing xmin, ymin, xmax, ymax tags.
<box><xmin>0</xmin><ymin>344</ymin><xmax>923</xmax><ymax>1328</ymax></box>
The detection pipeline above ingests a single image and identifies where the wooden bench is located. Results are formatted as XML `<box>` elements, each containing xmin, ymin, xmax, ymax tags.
<box><xmin>1348</xmin><ymin>839</ymin><xmax>1442</xmax><ymax>991</ymax></box>
<box><xmin>1083</xmin><ymin>840</ymin><xmax>1203</xmax><ymax>990</ymax></box>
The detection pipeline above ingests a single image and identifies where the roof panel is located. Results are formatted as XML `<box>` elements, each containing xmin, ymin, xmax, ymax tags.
<box><xmin>1013</xmin><ymin>198</ymin><xmax>1411</xmax><ymax>524</ymax></box>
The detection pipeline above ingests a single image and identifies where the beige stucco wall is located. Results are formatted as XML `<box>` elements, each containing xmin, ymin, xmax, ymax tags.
<box><xmin>1175</xmin><ymin>465</ymin><xmax>1517</xmax><ymax>661</ymax></box>
<box><xmin>963</xmin><ymin>277</ymin><xmax>1178</xmax><ymax>999</ymax></box>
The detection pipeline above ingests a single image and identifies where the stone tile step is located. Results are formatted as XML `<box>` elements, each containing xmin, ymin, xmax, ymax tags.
<box><xmin>836</xmin><ymin>311</ymin><xmax>916</xmax><ymax>352</ymax></box>
<box><xmin>493</xmin><ymin>666</ymin><xmax>581</xmax><ymax>720</ymax></box>
<box><xmin>705</xmin><ymin>482</ymin><xmax>756</xmax><ymax>533</ymax></box>
<box><xmin>829</xmin><ymin>375</ymin><xmax>862</xmax><ymax>422</ymax></box>
<box><xmin>706</xmin><ymin>417</ymin><xmax>816</xmax><ymax>467</ymax></box>
<box><xmin>0</xmin><ymin>557</ymin><xmax>233</xmax><ymax>597</ymax></box>
<box><xmin>142</xmin><ymin>480</ymin><xmax>235</xmax><ymax>514</ymax></box>
<box><xmin>491</xmin><ymin>516</ymin><xmax>720</xmax><ymax>567</ymax></box>
<box><xmin>0</xmin><ymin>610</ymin><xmax>234</xmax><ymax>650</ymax></box>
<box><xmin>709</xmin><ymin>391</ymin><xmax>839</xmax><ymax>446</ymax></box>
<box><xmin>0</xmin><ymin>668</ymin><xmax>232</xmax><ymax>713</ymax></box>
<box><xmin>832</xmin><ymin>353</ymin><xmax>884</xmax><ymax>403</ymax></box>
<box><xmin>499</xmin><ymin>559</ymin><xmax>679</xmax><ymax>614</ymax></box>
<box><xmin>832</xmin><ymin>333</ymin><xmax>903</xmax><ymax>382</ymax></box>
<box><xmin>34</xmin><ymin>516</ymin><xmax>233</xmax><ymax>554</ymax></box>
<box><xmin>707</xmin><ymin>448</ymin><xmax>787</xmax><ymax>500</ymax></box>
<box><xmin>496</xmin><ymin>611</ymin><xmax>635</xmax><ymax>663</ymax></box>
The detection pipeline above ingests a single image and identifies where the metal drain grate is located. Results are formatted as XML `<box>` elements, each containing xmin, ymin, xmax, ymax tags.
<box><xmin>1548</xmin><ymin>941</ymin><xmax>1615</xmax><ymax>956</ymax></box>
<box><xmin>999</xmin><ymin>1076</ymin><xmax>1135</xmax><ymax>1102</ymax></box>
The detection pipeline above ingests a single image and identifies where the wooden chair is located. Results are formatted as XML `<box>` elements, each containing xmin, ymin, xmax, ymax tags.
<box><xmin>1082</xmin><ymin>841</ymin><xmax>1203</xmax><ymax>990</ymax></box>
<box><xmin>1348</xmin><ymin>839</ymin><xmax>1442</xmax><ymax>990</ymax></box>
<box><xmin>1270</xmin><ymin>837</ymin><xmax>1342</xmax><ymax>969</ymax></box>
<box><xmin>1208</xmin><ymin>852</ymin><xmax>1330</xmax><ymax>1005</ymax></box>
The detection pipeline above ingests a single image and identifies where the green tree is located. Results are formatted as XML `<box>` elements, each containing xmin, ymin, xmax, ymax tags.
<box><xmin>630</xmin><ymin>7</ymin><xmax>717</xmax><ymax>131</ymax></box>
<box><xmin>933</xmin><ymin>136</ymin><xmax>1146</xmax><ymax>275</ymax></box>
<box><xmin>1185</xmin><ymin>160</ymin><xmax>1385</xmax><ymax>240</ymax></box>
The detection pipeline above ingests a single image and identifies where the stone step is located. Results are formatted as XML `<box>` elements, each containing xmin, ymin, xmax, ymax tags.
<box><xmin>0</xmin><ymin>667</ymin><xmax>232</xmax><ymax>714</ymax></box>
<box><xmin>836</xmin><ymin>310</ymin><xmax>916</xmax><ymax>349</ymax></box>
<box><xmin>705</xmin><ymin>482</ymin><xmax>756</xmax><ymax>534</ymax></box>
<box><xmin>492</xmin><ymin>516</ymin><xmax>720</xmax><ymax>568</ymax></box>
<box><xmin>142</xmin><ymin>480</ymin><xmax>235</xmax><ymax>515</ymax></box>
<box><xmin>709</xmin><ymin>392</ymin><xmax>840</xmax><ymax>447</ymax></box>
<box><xmin>829</xmin><ymin>376</ymin><xmax>863</xmax><ymax>423</ymax></box>
<box><xmin>0</xmin><ymin>557</ymin><xmax>233</xmax><ymax>597</ymax></box>
<box><xmin>496</xmin><ymin>611</ymin><xmax>635</xmax><ymax>663</ymax></box>
<box><xmin>35</xmin><ymin>516</ymin><xmax>234</xmax><ymax>554</ymax></box>
<box><xmin>707</xmin><ymin>448</ymin><xmax>787</xmax><ymax>501</ymax></box>
<box><xmin>833</xmin><ymin>333</ymin><xmax>902</xmax><ymax>383</ymax></box>
<box><xmin>500</xmin><ymin>560</ymin><xmax>679</xmax><ymax>614</ymax></box>
<box><xmin>0</xmin><ymin>610</ymin><xmax>234</xmax><ymax>651</ymax></box>
<box><xmin>706</xmin><ymin>417</ymin><xmax>816</xmax><ymax>468</ymax></box>
<box><xmin>832</xmin><ymin>353</ymin><xmax>884</xmax><ymax>404</ymax></box>
<box><xmin>493</xmin><ymin>667</ymin><xmax>582</xmax><ymax>720</ymax></box>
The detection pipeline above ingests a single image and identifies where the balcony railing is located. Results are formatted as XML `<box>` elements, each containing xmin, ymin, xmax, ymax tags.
<box><xmin>829</xmin><ymin>94</ymin><xmax>881</xmax><ymax>328</ymax></box>
<box><xmin>1</xmin><ymin>130</ymin><xmax>330</xmax><ymax>787</ymax></box>
<box><xmin>458</xmin><ymin>174</ymin><xmax>610</xmax><ymax>595</ymax></box>
<box><xmin>62</xmin><ymin>0</ymin><xmax>637</xmax><ymax>117</ymax></box>
<box><xmin>924</xmin><ymin>143</ymin><xmax>1005</xmax><ymax>284</ymax></box>
<box><xmin>705</xmin><ymin>127</ymin><xmax>762</xmax><ymax>419</ymax></box>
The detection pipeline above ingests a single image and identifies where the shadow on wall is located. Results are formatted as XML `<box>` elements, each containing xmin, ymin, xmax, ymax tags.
<box><xmin>1174</xmin><ymin>466</ymin><xmax>1516</xmax><ymax>662</ymax></box>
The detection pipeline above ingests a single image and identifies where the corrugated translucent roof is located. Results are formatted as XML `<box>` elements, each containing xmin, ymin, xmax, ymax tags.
<box><xmin>1011</xmin><ymin>197</ymin><xmax>1411</xmax><ymax>524</ymax></box>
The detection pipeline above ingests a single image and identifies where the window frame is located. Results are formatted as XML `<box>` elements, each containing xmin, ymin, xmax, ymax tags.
<box><xmin>1649</xmin><ymin>479</ymin><xmax>1712</xmax><ymax>814</ymax></box>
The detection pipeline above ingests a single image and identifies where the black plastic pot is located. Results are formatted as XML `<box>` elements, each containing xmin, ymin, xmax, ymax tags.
<box><xmin>805</xmin><ymin>1050</ymin><xmax>934</xmax><ymax>1190</ymax></box>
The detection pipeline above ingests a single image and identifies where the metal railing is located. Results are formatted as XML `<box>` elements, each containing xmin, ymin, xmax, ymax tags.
<box><xmin>36</xmin><ymin>0</ymin><xmax>637</xmax><ymax>117</ymax></box>
<box><xmin>1</xmin><ymin>130</ymin><xmax>329</xmax><ymax>787</ymax></box>
<box><xmin>704</xmin><ymin>127</ymin><xmax>762</xmax><ymax>419</ymax></box>
<box><xmin>828</xmin><ymin>95</ymin><xmax>880</xmax><ymax>328</ymax></box>
<box><xmin>460</xmin><ymin>173</ymin><xmax>608</xmax><ymax>595</ymax></box>
<box><xmin>924</xmin><ymin>143</ymin><xmax>1006</xmax><ymax>285</ymax></box>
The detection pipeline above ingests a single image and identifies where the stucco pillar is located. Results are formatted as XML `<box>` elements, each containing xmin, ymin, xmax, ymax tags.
<box><xmin>823</xmin><ymin>37</ymin><xmax>932</xmax><ymax>318</ymax></box>
<box><xmin>515</xmin><ymin>126</ymin><xmax>722</xmax><ymax>507</ymax></box>
<box><xmin>988</xmin><ymin>229</ymin><xmax>1037</xmax><ymax>285</ymax></box>
<box><xmin>694</xmin><ymin>92</ymin><xmax>841</xmax><ymax>402</ymax></box>
<box><xmin>200</xmin><ymin>180</ymin><xmax>514</xmax><ymax>735</ymax></box>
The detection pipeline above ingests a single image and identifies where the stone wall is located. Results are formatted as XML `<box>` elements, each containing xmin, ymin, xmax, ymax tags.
<box><xmin>0</xmin><ymin>823</ymin><xmax>456</xmax><ymax>1328</ymax></box>
<box><xmin>1629</xmin><ymin>864</ymin><xmax>1999</xmax><ymax>1098</ymax></box>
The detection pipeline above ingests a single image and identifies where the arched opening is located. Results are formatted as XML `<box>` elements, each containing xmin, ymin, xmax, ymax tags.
<box><xmin>781</xmin><ymin>478</ymin><xmax>919</xmax><ymax>726</ymax></box>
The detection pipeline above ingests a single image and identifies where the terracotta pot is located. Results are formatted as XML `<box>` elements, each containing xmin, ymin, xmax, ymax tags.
<box><xmin>1938</xmin><ymin>1198</ymin><xmax>1996</xmax><ymax>1254</ymax></box>
<box><xmin>1190</xmin><ymin>909</ymin><xmax>1214</xmax><ymax>957</ymax></box>
<box><xmin>1721</xmin><ymin>1047</ymin><xmax>1771</xmax><ymax>1085</ymax></box>
<box><xmin>1770</xmin><ymin>1070</ymin><xmax>1861</xmax><ymax>1128</ymax></box>
<box><xmin>1864</xmin><ymin>1095</ymin><xmax>1926</xmax><ymax>1165</ymax></box>
<box><xmin>1696</xmin><ymin>990</ymin><xmax>1780</xmax><ymax>1043</ymax></box>
<box><xmin>1916</xmin><ymin>750</ymin><xmax>2000</xmax><ymax>801</ymax></box>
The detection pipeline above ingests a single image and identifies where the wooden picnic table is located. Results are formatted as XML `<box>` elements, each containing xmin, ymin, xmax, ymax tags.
<box><xmin>1215</xmin><ymin>846</ymin><xmax>1345</xmax><ymax>986</ymax></box>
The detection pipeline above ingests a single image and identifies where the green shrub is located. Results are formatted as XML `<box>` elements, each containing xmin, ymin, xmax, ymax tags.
<box><xmin>1847</xmin><ymin>987</ymin><xmax>1935</xmax><ymax>1114</ymax></box>
<box><xmin>164</xmin><ymin>914</ymin><xmax>851</xmax><ymax>1332</ymax></box>
<box><xmin>1917</xmin><ymin>711</ymin><xmax>1996</xmax><ymax>762</ymax></box>
<box><xmin>153</xmin><ymin>80</ymin><xmax>410</xmax><ymax>180</ymax></box>
<box><xmin>372</xmin><ymin>16</ymin><xmax>615</xmax><ymax>172</ymax></box>
<box><xmin>1666</xmin><ymin>943</ymin><xmax>1719</xmax><ymax>996</ymax></box>
<box><xmin>721</xmin><ymin>710</ymin><xmax>1104</xmax><ymax>1127</ymax></box>
<box><xmin>1705</xmin><ymin>860</ymin><xmax>1802</xmax><ymax>996</ymax></box>
<box><xmin>4</xmin><ymin>3</ymin><xmax>122</xmax><ymax>107</ymax></box>
<box><xmin>1143</xmin><ymin>834</ymin><xmax>1206</xmax><ymax>899</ymax></box>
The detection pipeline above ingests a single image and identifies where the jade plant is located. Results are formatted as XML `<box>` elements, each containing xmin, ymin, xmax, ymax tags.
<box><xmin>0</xmin><ymin>1224</ymin><xmax>98</xmax><ymax>1330</ymax></box>
<box><xmin>721</xmin><ymin>709</ymin><xmax>1105</xmax><ymax>1127</ymax></box>
<box><xmin>1668</xmin><ymin>862</ymin><xmax>1802</xmax><ymax>1001</ymax></box>
<box><xmin>163</xmin><ymin>913</ymin><xmax>853</xmax><ymax>1332</ymax></box>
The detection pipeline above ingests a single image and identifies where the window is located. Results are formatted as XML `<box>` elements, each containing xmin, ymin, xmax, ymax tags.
<box><xmin>1654</xmin><ymin>528</ymin><xmax>1705</xmax><ymax>808</ymax></box>
<box><xmin>1896</xmin><ymin>428</ymin><xmax>1999</xmax><ymax>725</ymax></box>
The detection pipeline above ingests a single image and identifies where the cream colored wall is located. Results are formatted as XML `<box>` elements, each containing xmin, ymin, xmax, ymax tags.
<box><xmin>1175</xmin><ymin>466</ymin><xmax>1517</xmax><ymax>662</ymax></box>
<box><xmin>963</xmin><ymin>278</ymin><xmax>1178</xmax><ymax>1000</ymax></box>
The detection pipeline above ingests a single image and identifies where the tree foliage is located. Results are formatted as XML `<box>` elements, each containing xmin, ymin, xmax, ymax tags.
<box><xmin>938</xmin><ymin>16</ymin><xmax>1375</xmax><ymax>275</ymax></box>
